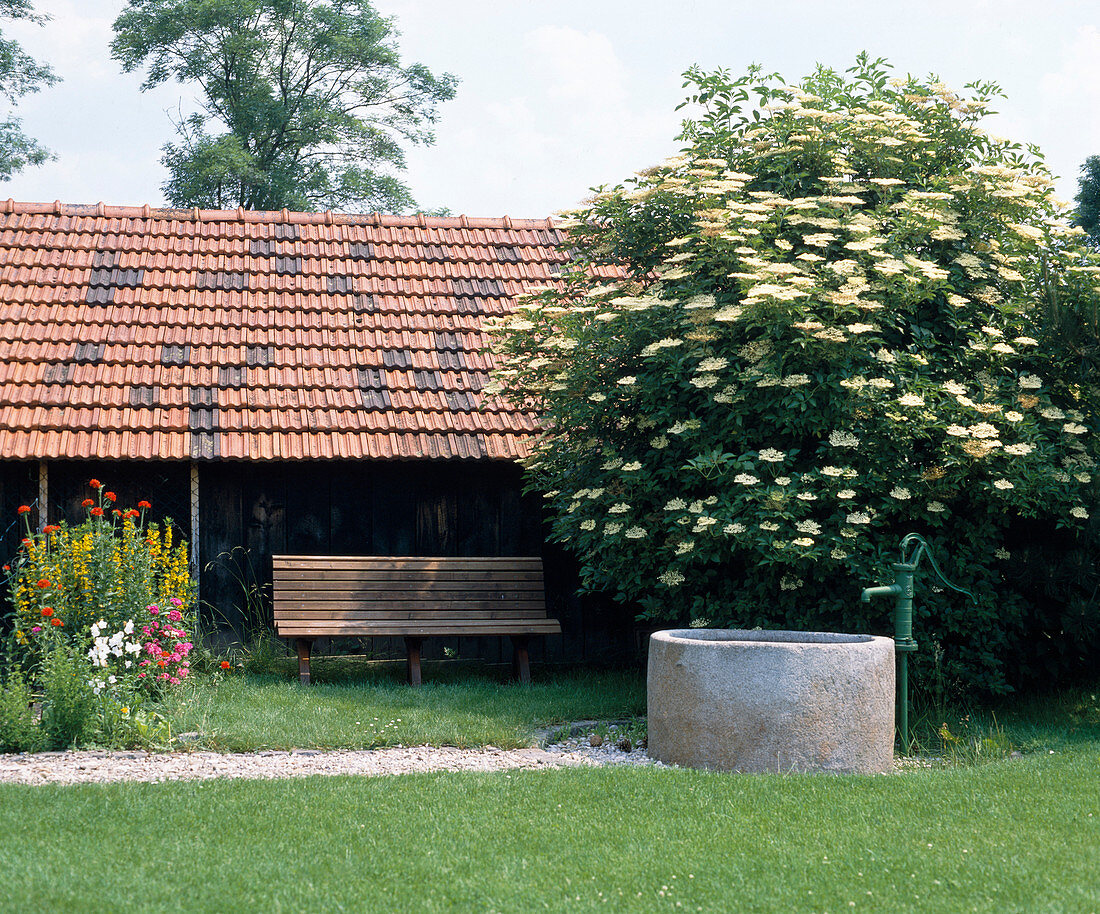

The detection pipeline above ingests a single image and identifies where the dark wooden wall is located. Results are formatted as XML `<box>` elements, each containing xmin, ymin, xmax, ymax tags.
<box><xmin>0</xmin><ymin>458</ymin><xmax>635</xmax><ymax>663</ymax></box>
<box><xmin>198</xmin><ymin>459</ymin><xmax>634</xmax><ymax>664</ymax></box>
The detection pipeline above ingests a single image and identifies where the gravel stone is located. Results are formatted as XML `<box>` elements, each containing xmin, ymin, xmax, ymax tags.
<box><xmin>0</xmin><ymin>739</ymin><xmax>668</xmax><ymax>786</ymax></box>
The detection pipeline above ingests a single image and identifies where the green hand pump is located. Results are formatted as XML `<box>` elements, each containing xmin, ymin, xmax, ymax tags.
<box><xmin>860</xmin><ymin>533</ymin><xmax>974</xmax><ymax>751</ymax></box>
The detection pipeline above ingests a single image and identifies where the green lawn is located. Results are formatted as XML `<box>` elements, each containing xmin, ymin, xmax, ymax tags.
<box><xmin>2</xmin><ymin>747</ymin><xmax>1098</xmax><ymax>913</ymax></box>
<box><xmin>161</xmin><ymin>660</ymin><xmax>646</xmax><ymax>751</ymax></box>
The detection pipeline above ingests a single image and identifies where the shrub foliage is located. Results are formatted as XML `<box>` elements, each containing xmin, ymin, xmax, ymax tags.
<box><xmin>487</xmin><ymin>56</ymin><xmax>1100</xmax><ymax>696</ymax></box>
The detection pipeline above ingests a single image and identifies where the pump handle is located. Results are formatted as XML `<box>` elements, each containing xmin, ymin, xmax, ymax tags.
<box><xmin>898</xmin><ymin>533</ymin><xmax>975</xmax><ymax>602</ymax></box>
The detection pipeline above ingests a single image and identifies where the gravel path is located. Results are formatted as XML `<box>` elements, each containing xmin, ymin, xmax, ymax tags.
<box><xmin>0</xmin><ymin>737</ymin><xmax>664</xmax><ymax>787</ymax></box>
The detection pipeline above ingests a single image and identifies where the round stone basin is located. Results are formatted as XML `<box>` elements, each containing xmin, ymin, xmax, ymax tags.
<box><xmin>647</xmin><ymin>629</ymin><xmax>895</xmax><ymax>774</ymax></box>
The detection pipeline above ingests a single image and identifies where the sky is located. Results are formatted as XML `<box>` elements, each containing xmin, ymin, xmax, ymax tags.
<box><xmin>3</xmin><ymin>0</ymin><xmax>1100</xmax><ymax>218</ymax></box>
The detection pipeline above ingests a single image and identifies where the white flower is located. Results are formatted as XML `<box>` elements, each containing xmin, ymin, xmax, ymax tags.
<box><xmin>580</xmin><ymin>520</ymin><xmax>596</xmax><ymax>531</ymax></box>
<box><xmin>1004</xmin><ymin>411</ymin><xmax>1024</xmax><ymax>422</ymax></box>
<box><xmin>698</xmin><ymin>357</ymin><xmax>729</xmax><ymax>372</ymax></box>
<box><xmin>837</xmin><ymin>489</ymin><xmax>856</xmax><ymax>500</ymax></box>
<box><xmin>992</xmin><ymin>479</ymin><xmax>1014</xmax><ymax>490</ymax></box>
<box><xmin>1063</xmin><ymin>423</ymin><xmax>1088</xmax><ymax>435</ymax></box>
<box><xmin>820</xmin><ymin>466</ymin><xmax>845</xmax><ymax>477</ymax></box>
<box><xmin>664</xmin><ymin>498</ymin><xmax>687</xmax><ymax>511</ymax></box>
<box><xmin>1018</xmin><ymin>374</ymin><xmax>1043</xmax><ymax>389</ymax></box>
<box><xmin>617</xmin><ymin>376</ymin><xmax>637</xmax><ymax>386</ymax></box>
<box><xmin>1040</xmin><ymin>407</ymin><xmax>1065</xmax><ymax>420</ymax></box>
<box><xmin>650</xmin><ymin>436</ymin><xmax>669</xmax><ymax>450</ymax></box>
<box><xmin>758</xmin><ymin>448</ymin><xmax>786</xmax><ymax>463</ymax></box>
<box><xmin>774</xmin><ymin>477</ymin><xmax>791</xmax><ymax>486</ymax></box>
<box><xmin>604</xmin><ymin>523</ymin><xmax>623</xmax><ymax>535</ymax></box>
<box><xmin>734</xmin><ymin>473</ymin><xmax>760</xmax><ymax>486</ymax></box>
<box><xmin>889</xmin><ymin>487</ymin><xmax>911</xmax><ymax>500</ymax></box>
<box><xmin>675</xmin><ymin>542</ymin><xmax>695</xmax><ymax>554</ymax></box>
<box><xmin>927</xmin><ymin>501</ymin><xmax>946</xmax><ymax>513</ymax></box>
<box><xmin>759</xmin><ymin>522</ymin><xmax>780</xmax><ymax>532</ymax></box>
<box><xmin>829</xmin><ymin>430</ymin><xmax>859</xmax><ymax>448</ymax></box>
<box><xmin>658</xmin><ymin>570</ymin><xmax>686</xmax><ymax>587</ymax></box>
<box><xmin>846</xmin><ymin>512</ymin><xmax>871</xmax><ymax>525</ymax></box>
<box><xmin>946</xmin><ymin>425</ymin><xmax>969</xmax><ymax>437</ymax></box>
<box><xmin>621</xmin><ymin>461</ymin><xmax>643</xmax><ymax>472</ymax></box>
<box><xmin>589</xmin><ymin>393</ymin><xmax>607</xmax><ymax>402</ymax></box>
<box><xmin>994</xmin><ymin>548</ymin><xmax>1010</xmax><ymax>560</ymax></box>
<box><xmin>723</xmin><ymin>523</ymin><xmax>746</xmax><ymax>534</ymax></box>
<box><xmin>624</xmin><ymin>527</ymin><xmax>647</xmax><ymax>539</ymax></box>
<box><xmin>796</xmin><ymin>492</ymin><xmax>817</xmax><ymax>501</ymax></box>
<box><xmin>897</xmin><ymin>394</ymin><xmax>925</xmax><ymax>407</ymax></box>
<box><xmin>792</xmin><ymin>537</ymin><xmax>815</xmax><ymax>547</ymax></box>
<box><xmin>796</xmin><ymin>520</ymin><xmax>822</xmax><ymax>535</ymax></box>
<box><xmin>608</xmin><ymin>503</ymin><xmax>630</xmax><ymax>514</ymax></box>
<box><xmin>1003</xmin><ymin>443</ymin><xmax>1033</xmax><ymax>456</ymax></box>
<box><xmin>1071</xmin><ymin>506</ymin><xmax>1089</xmax><ymax>519</ymax></box>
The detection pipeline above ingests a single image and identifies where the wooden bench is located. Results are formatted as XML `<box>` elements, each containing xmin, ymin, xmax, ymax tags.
<box><xmin>272</xmin><ymin>555</ymin><xmax>561</xmax><ymax>685</ymax></box>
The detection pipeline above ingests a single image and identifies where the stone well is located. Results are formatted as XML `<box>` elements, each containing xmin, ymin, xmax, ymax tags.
<box><xmin>647</xmin><ymin>629</ymin><xmax>894</xmax><ymax>774</ymax></box>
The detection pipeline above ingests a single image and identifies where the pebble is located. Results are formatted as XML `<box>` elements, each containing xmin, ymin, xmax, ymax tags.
<box><xmin>0</xmin><ymin>734</ymin><xmax>666</xmax><ymax>787</ymax></box>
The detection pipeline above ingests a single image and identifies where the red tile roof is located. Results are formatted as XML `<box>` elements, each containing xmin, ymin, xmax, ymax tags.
<box><xmin>0</xmin><ymin>201</ymin><xmax>572</xmax><ymax>461</ymax></box>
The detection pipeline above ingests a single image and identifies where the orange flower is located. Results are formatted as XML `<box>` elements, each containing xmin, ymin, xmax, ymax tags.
<box><xmin>43</xmin><ymin>525</ymin><xmax>59</xmax><ymax>533</ymax></box>
<box><xmin>89</xmin><ymin>479</ymin><xmax>101</xmax><ymax>489</ymax></box>
<box><xmin>105</xmin><ymin>492</ymin><xmax>117</xmax><ymax>503</ymax></box>
<box><xmin>37</xmin><ymin>578</ymin><xmax>50</xmax><ymax>589</ymax></box>
<box><xmin>220</xmin><ymin>661</ymin><xmax>231</xmax><ymax>670</ymax></box>
<box><xmin>138</xmin><ymin>500</ymin><xmax>152</xmax><ymax>509</ymax></box>
<box><xmin>17</xmin><ymin>505</ymin><xmax>30</xmax><ymax>514</ymax></box>
<box><xmin>41</xmin><ymin>606</ymin><xmax>54</xmax><ymax>617</ymax></box>
<box><xmin>91</xmin><ymin>507</ymin><xmax>104</xmax><ymax>517</ymax></box>
<box><xmin>157</xmin><ymin>660</ymin><xmax>167</xmax><ymax>667</ymax></box>
<box><xmin>51</xmin><ymin>619</ymin><xmax>62</xmax><ymax>627</ymax></box>
<box><xmin>81</xmin><ymin>498</ymin><xmax>94</xmax><ymax>508</ymax></box>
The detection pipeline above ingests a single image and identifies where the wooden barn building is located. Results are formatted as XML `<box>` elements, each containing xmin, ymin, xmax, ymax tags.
<box><xmin>0</xmin><ymin>200</ymin><xmax>634</xmax><ymax>664</ymax></box>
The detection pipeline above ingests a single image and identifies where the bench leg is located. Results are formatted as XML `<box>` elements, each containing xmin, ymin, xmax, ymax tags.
<box><xmin>405</xmin><ymin>637</ymin><xmax>424</xmax><ymax>687</ymax></box>
<box><xmin>511</xmin><ymin>635</ymin><xmax>531</xmax><ymax>684</ymax></box>
<box><xmin>295</xmin><ymin>638</ymin><xmax>313</xmax><ymax>685</ymax></box>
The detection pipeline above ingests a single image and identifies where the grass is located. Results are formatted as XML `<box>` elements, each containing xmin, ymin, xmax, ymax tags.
<box><xmin>160</xmin><ymin>658</ymin><xmax>647</xmax><ymax>751</ymax></box>
<box><xmin>1</xmin><ymin>747</ymin><xmax>1098</xmax><ymax>913</ymax></box>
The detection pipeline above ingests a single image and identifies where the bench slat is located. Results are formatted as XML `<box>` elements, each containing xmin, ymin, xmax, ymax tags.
<box><xmin>272</xmin><ymin>583</ymin><xmax>544</xmax><ymax>596</ymax></box>
<box><xmin>276</xmin><ymin>621</ymin><xmax>562</xmax><ymax>636</ymax></box>
<box><xmin>273</xmin><ymin>556</ymin><xmax>543</xmax><ymax>570</ymax></box>
<box><xmin>275</xmin><ymin>609</ymin><xmax>551</xmax><ymax>621</ymax></box>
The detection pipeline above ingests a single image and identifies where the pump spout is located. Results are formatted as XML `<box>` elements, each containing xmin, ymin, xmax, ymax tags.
<box><xmin>860</xmin><ymin>584</ymin><xmax>903</xmax><ymax>603</ymax></box>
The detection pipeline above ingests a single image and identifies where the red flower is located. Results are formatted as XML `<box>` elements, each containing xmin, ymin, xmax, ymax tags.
<box><xmin>91</xmin><ymin>507</ymin><xmax>104</xmax><ymax>517</ymax></box>
<box><xmin>51</xmin><ymin>619</ymin><xmax>62</xmax><ymax>627</ymax></box>
<box><xmin>105</xmin><ymin>492</ymin><xmax>116</xmax><ymax>503</ymax></box>
<box><xmin>112</xmin><ymin>509</ymin><xmax>122</xmax><ymax>517</ymax></box>
<box><xmin>1</xmin><ymin>565</ymin><xmax>9</xmax><ymax>572</ymax></box>
<box><xmin>37</xmin><ymin>578</ymin><xmax>50</xmax><ymax>589</ymax></box>
<box><xmin>220</xmin><ymin>660</ymin><xmax>231</xmax><ymax>670</ymax></box>
<box><xmin>81</xmin><ymin>498</ymin><xmax>94</xmax><ymax>507</ymax></box>
<box><xmin>41</xmin><ymin>606</ymin><xmax>53</xmax><ymax>617</ymax></box>
<box><xmin>89</xmin><ymin>479</ymin><xmax>101</xmax><ymax>489</ymax></box>
<box><xmin>157</xmin><ymin>660</ymin><xmax>167</xmax><ymax>667</ymax></box>
<box><xmin>138</xmin><ymin>500</ymin><xmax>151</xmax><ymax>510</ymax></box>
<box><xmin>124</xmin><ymin>509</ymin><xmax>139</xmax><ymax>519</ymax></box>
<box><xmin>17</xmin><ymin>505</ymin><xmax>30</xmax><ymax>514</ymax></box>
<box><xmin>43</xmin><ymin>525</ymin><xmax>59</xmax><ymax>534</ymax></box>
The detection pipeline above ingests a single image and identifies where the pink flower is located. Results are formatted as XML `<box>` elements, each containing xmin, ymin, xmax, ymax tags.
<box><xmin>167</xmin><ymin>610</ymin><xmax>182</xmax><ymax>622</ymax></box>
<box><xmin>31</xmin><ymin>625</ymin><xmax>41</xmax><ymax>634</ymax></box>
<box><xmin>138</xmin><ymin>672</ymin><xmax>146</xmax><ymax>678</ymax></box>
<box><xmin>148</xmin><ymin>606</ymin><xmax>159</xmax><ymax>615</ymax></box>
<box><xmin>170</xmin><ymin>598</ymin><xmax>183</xmax><ymax>607</ymax></box>
<box><xmin>179</xmin><ymin>668</ymin><xmax>189</xmax><ymax>678</ymax></box>
<box><xmin>169</xmin><ymin>677</ymin><xmax>180</xmax><ymax>685</ymax></box>
<box><xmin>158</xmin><ymin>673</ymin><xmax>169</xmax><ymax>681</ymax></box>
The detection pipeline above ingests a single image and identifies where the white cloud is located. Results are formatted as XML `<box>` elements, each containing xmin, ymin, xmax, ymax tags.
<box><xmin>523</xmin><ymin>26</ymin><xmax>627</xmax><ymax>105</ymax></box>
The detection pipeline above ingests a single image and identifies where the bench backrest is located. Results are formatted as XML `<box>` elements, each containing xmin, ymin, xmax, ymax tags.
<box><xmin>272</xmin><ymin>555</ymin><xmax>547</xmax><ymax>630</ymax></box>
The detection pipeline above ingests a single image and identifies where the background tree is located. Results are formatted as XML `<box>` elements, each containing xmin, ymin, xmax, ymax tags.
<box><xmin>1073</xmin><ymin>155</ymin><xmax>1100</xmax><ymax>246</ymax></box>
<box><xmin>0</xmin><ymin>0</ymin><xmax>58</xmax><ymax>180</ymax></box>
<box><xmin>488</xmin><ymin>56</ymin><xmax>1100</xmax><ymax>697</ymax></box>
<box><xmin>111</xmin><ymin>0</ymin><xmax>457</xmax><ymax>212</ymax></box>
